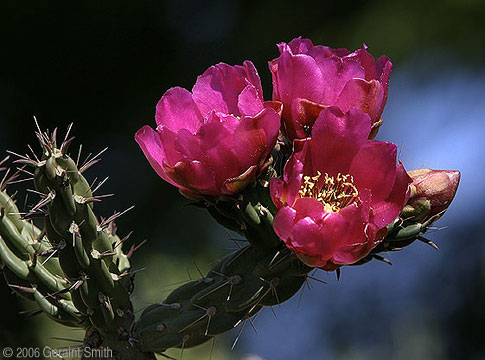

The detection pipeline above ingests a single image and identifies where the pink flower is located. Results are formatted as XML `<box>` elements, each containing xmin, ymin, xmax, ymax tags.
<box><xmin>135</xmin><ymin>61</ymin><xmax>281</xmax><ymax>197</ymax></box>
<box><xmin>269</xmin><ymin>37</ymin><xmax>392</xmax><ymax>141</ymax></box>
<box><xmin>407</xmin><ymin>169</ymin><xmax>460</xmax><ymax>218</ymax></box>
<box><xmin>270</xmin><ymin>107</ymin><xmax>410</xmax><ymax>270</ymax></box>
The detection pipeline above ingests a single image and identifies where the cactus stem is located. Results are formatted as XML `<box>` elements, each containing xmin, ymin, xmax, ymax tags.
<box><xmin>177</xmin><ymin>311</ymin><xmax>208</xmax><ymax>334</ymax></box>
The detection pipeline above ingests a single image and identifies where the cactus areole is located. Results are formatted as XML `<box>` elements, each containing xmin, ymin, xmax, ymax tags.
<box><xmin>0</xmin><ymin>37</ymin><xmax>460</xmax><ymax>359</ymax></box>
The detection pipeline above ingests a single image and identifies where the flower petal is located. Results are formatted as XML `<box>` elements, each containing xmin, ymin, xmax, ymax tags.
<box><xmin>288</xmin><ymin>98</ymin><xmax>327</xmax><ymax>140</ymax></box>
<box><xmin>309</xmin><ymin>107</ymin><xmax>372</xmax><ymax>175</ymax></box>
<box><xmin>223</xmin><ymin>165</ymin><xmax>259</xmax><ymax>194</ymax></box>
<box><xmin>292</xmin><ymin>197</ymin><xmax>327</xmax><ymax>224</ymax></box>
<box><xmin>290</xmin><ymin>213</ymin><xmax>343</xmax><ymax>261</ymax></box>
<box><xmin>273</xmin><ymin>206</ymin><xmax>297</xmax><ymax>241</ymax></box>
<box><xmin>349</xmin><ymin>140</ymin><xmax>399</xmax><ymax>206</ymax></box>
<box><xmin>157</xmin><ymin>126</ymin><xmax>184</xmax><ymax>166</ymax></box>
<box><xmin>237</xmin><ymin>85</ymin><xmax>264</xmax><ymax>116</ymax></box>
<box><xmin>240</xmin><ymin>60</ymin><xmax>264</xmax><ymax>101</ymax></box>
<box><xmin>270</xmin><ymin>178</ymin><xmax>287</xmax><ymax>208</ymax></box>
<box><xmin>371</xmin><ymin>164</ymin><xmax>411</xmax><ymax>228</ymax></box>
<box><xmin>193</xmin><ymin>62</ymin><xmax>249</xmax><ymax>116</ymax></box>
<box><xmin>134</xmin><ymin>125</ymin><xmax>177</xmax><ymax>187</ymax></box>
<box><xmin>155</xmin><ymin>87</ymin><xmax>202</xmax><ymax>133</ymax></box>
<box><xmin>272</xmin><ymin>49</ymin><xmax>324</xmax><ymax>119</ymax></box>
<box><xmin>335</xmin><ymin>78</ymin><xmax>385</xmax><ymax>123</ymax></box>
<box><xmin>164</xmin><ymin>159</ymin><xmax>217</xmax><ymax>195</ymax></box>
<box><xmin>316</xmin><ymin>57</ymin><xmax>365</xmax><ymax>105</ymax></box>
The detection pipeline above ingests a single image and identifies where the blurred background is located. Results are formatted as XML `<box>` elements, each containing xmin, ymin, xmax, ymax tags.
<box><xmin>1</xmin><ymin>0</ymin><xmax>484</xmax><ymax>359</ymax></box>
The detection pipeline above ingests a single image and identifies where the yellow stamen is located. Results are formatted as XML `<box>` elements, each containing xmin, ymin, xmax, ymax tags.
<box><xmin>299</xmin><ymin>171</ymin><xmax>359</xmax><ymax>213</ymax></box>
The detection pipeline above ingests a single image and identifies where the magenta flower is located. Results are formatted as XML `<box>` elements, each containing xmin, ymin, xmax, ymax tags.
<box><xmin>135</xmin><ymin>61</ymin><xmax>281</xmax><ymax>197</ymax></box>
<box><xmin>270</xmin><ymin>107</ymin><xmax>410</xmax><ymax>270</ymax></box>
<box><xmin>269</xmin><ymin>37</ymin><xmax>392</xmax><ymax>141</ymax></box>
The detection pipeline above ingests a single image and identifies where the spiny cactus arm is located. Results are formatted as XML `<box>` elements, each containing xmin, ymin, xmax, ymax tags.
<box><xmin>27</xmin><ymin>127</ymin><xmax>157</xmax><ymax>359</ymax></box>
<box><xmin>1</xmin><ymin>128</ymin><xmax>156</xmax><ymax>359</ymax></box>
<box><xmin>0</xmin><ymin>159</ymin><xmax>80</xmax><ymax>326</ymax></box>
<box><xmin>134</xmin><ymin>179</ymin><xmax>309</xmax><ymax>355</ymax></box>
<box><xmin>16</xmin><ymin>127</ymin><xmax>134</xmax><ymax>331</ymax></box>
<box><xmin>134</xmin><ymin>243</ymin><xmax>310</xmax><ymax>354</ymax></box>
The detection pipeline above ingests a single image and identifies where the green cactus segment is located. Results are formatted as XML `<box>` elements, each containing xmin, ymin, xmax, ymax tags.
<box><xmin>0</xmin><ymin>190</ymin><xmax>80</xmax><ymax>326</ymax></box>
<box><xmin>0</xmin><ymin>128</ymin><xmax>135</xmax><ymax>335</ymax></box>
<box><xmin>208</xmin><ymin>180</ymin><xmax>281</xmax><ymax>250</ymax></box>
<box><xmin>134</xmin><ymin>244</ymin><xmax>311</xmax><ymax>354</ymax></box>
<box><xmin>32</xmin><ymin>151</ymin><xmax>133</xmax><ymax>331</ymax></box>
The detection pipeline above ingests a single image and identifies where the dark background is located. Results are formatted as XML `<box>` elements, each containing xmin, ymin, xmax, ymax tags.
<box><xmin>1</xmin><ymin>1</ymin><xmax>484</xmax><ymax>359</ymax></box>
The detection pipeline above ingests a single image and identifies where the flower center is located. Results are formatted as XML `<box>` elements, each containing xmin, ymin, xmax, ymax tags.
<box><xmin>299</xmin><ymin>171</ymin><xmax>359</xmax><ymax>213</ymax></box>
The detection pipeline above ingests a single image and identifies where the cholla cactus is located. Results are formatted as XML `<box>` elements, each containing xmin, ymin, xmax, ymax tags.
<box><xmin>0</xmin><ymin>37</ymin><xmax>460</xmax><ymax>360</ymax></box>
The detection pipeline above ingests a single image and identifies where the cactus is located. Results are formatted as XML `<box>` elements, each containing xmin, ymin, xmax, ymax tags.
<box><xmin>0</xmin><ymin>122</ymin><xmax>454</xmax><ymax>359</ymax></box>
<box><xmin>0</xmin><ymin>125</ymin><xmax>154</xmax><ymax>359</ymax></box>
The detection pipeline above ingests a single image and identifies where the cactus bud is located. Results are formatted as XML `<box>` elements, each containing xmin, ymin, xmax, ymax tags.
<box><xmin>407</xmin><ymin>169</ymin><xmax>460</xmax><ymax>220</ymax></box>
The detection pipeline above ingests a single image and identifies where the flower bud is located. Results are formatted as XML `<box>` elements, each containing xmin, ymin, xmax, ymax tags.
<box><xmin>406</xmin><ymin>169</ymin><xmax>460</xmax><ymax>219</ymax></box>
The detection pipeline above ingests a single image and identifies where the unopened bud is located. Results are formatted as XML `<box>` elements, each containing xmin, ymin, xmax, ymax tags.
<box><xmin>407</xmin><ymin>169</ymin><xmax>460</xmax><ymax>218</ymax></box>
<box><xmin>401</xmin><ymin>198</ymin><xmax>432</xmax><ymax>222</ymax></box>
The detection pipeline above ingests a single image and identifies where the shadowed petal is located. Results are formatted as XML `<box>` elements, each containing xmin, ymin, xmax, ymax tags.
<box><xmin>273</xmin><ymin>206</ymin><xmax>297</xmax><ymax>241</ymax></box>
<box><xmin>349</xmin><ymin>141</ymin><xmax>398</xmax><ymax>206</ymax></box>
<box><xmin>335</xmin><ymin>78</ymin><xmax>385</xmax><ymax>122</ymax></box>
<box><xmin>164</xmin><ymin>159</ymin><xmax>217</xmax><ymax>195</ymax></box>
<box><xmin>135</xmin><ymin>125</ymin><xmax>177</xmax><ymax>187</ymax></box>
